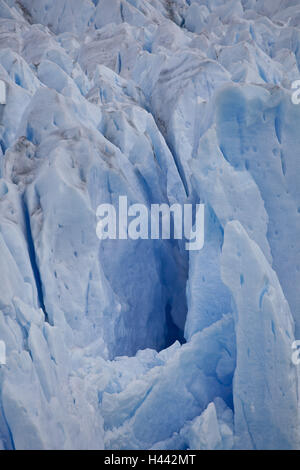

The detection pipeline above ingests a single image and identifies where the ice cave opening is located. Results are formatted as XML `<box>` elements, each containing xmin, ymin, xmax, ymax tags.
<box><xmin>103</xmin><ymin>238</ymin><xmax>189</xmax><ymax>360</ymax></box>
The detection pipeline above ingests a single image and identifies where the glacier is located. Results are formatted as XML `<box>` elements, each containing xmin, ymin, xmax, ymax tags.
<box><xmin>0</xmin><ymin>0</ymin><xmax>299</xmax><ymax>450</ymax></box>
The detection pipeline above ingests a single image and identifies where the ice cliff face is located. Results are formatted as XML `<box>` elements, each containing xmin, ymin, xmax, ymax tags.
<box><xmin>0</xmin><ymin>0</ymin><xmax>299</xmax><ymax>450</ymax></box>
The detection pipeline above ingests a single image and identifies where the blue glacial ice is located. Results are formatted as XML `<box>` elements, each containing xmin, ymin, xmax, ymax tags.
<box><xmin>0</xmin><ymin>0</ymin><xmax>299</xmax><ymax>450</ymax></box>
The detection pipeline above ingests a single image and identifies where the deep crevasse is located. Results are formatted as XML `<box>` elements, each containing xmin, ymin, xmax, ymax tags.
<box><xmin>0</xmin><ymin>0</ymin><xmax>299</xmax><ymax>450</ymax></box>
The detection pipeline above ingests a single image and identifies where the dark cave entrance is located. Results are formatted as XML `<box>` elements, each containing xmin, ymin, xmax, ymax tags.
<box><xmin>164</xmin><ymin>301</ymin><xmax>186</xmax><ymax>349</ymax></box>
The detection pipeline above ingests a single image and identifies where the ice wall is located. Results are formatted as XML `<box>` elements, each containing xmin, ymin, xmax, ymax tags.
<box><xmin>0</xmin><ymin>0</ymin><xmax>299</xmax><ymax>450</ymax></box>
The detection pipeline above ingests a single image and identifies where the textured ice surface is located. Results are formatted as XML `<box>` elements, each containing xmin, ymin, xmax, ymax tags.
<box><xmin>0</xmin><ymin>0</ymin><xmax>299</xmax><ymax>450</ymax></box>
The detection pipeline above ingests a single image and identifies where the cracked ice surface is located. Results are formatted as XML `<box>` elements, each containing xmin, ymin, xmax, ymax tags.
<box><xmin>0</xmin><ymin>0</ymin><xmax>299</xmax><ymax>450</ymax></box>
